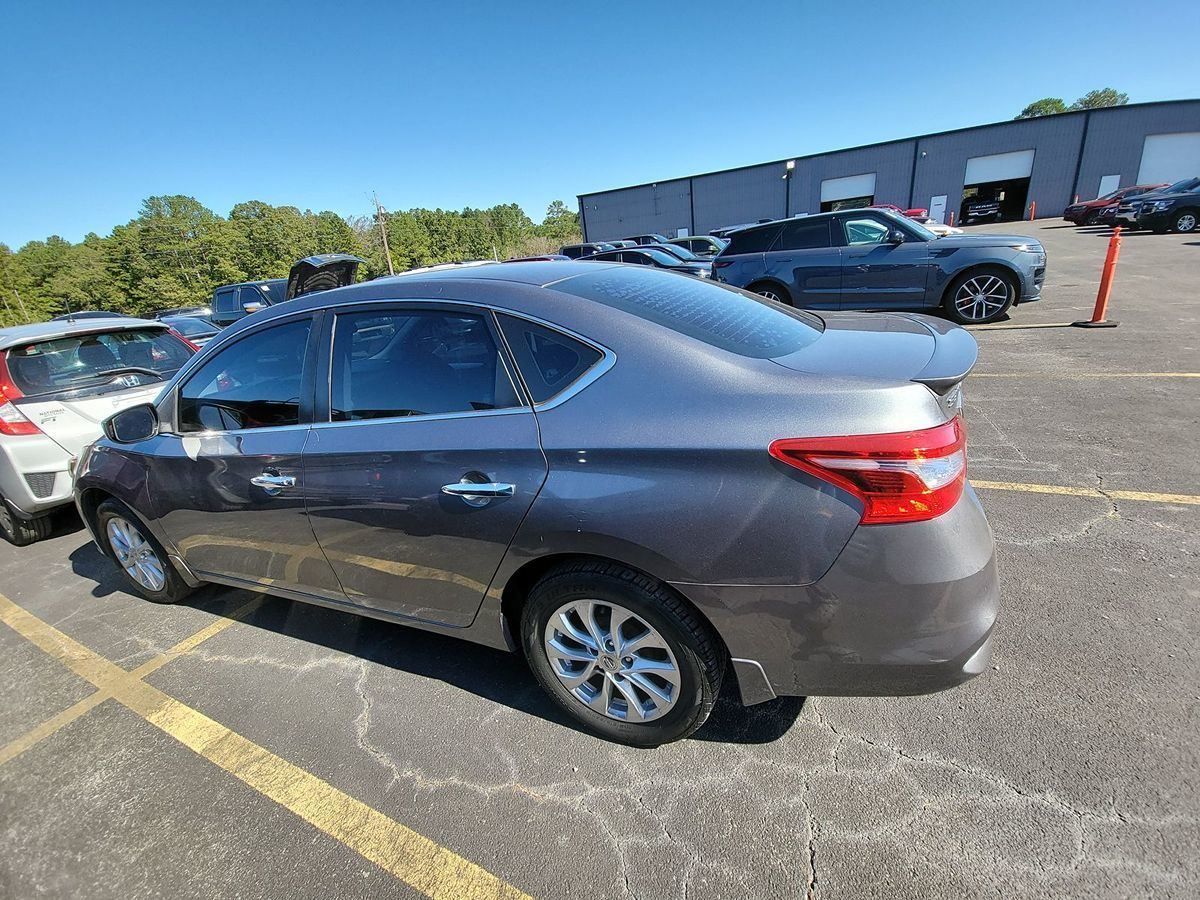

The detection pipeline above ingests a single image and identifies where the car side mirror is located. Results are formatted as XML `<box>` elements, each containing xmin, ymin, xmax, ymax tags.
<box><xmin>242</xmin><ymin>301</ymin><xmax>265</xmax><ymax>314</ymax></box>
<box><xmin>887</xmin><ymin>229</ymin><xmax>906</xmax><ymax>244</ymax></box>
<box><xmin>105</xmin><ymin>403</ymin><xmax>159</xmax><ymax>444</ymax></box>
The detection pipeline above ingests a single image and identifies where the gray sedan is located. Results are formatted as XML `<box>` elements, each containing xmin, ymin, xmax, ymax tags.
<box><xmin>75</xmin><ymin>262</ymin><xmax>997</xmax><ymax>745</ymax></box>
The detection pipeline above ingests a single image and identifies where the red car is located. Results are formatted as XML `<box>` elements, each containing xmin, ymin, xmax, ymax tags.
<box><xmin>1063</xmin><ymin>184</ymin><xmax>1167</xmax><ymax>225</ymax></box>
<box><xmin>870</xmin><ymin>203</ymin><xmax>930</xmax><ymax>220</ymax></box>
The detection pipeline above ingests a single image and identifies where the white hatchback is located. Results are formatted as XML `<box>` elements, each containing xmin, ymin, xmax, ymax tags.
<box><xmin>0</xmin><ymin>317</ymin><xmax>196</xmax><ymax>544</ymax></box>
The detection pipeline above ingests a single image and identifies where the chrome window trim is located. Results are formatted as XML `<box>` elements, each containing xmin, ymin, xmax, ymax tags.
<box><xmin>311</xmin><ymin>406</ymin><xmax>530</xmax><ymax>430</ymax></box>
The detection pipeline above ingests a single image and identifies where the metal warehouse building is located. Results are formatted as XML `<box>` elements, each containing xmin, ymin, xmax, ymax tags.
<box><xmin>577</xmin><ymin>99</ymin><xmax>1200</xmax><ymax>240</ymax></box>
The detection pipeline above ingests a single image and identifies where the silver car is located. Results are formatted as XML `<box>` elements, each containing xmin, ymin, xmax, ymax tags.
<box><xmin>0</xmin><ymin>318</ymin><xmax>195</xmax><ymax>545</ymax></box>
<box><xmin>75</xmin><ymin>263</ymin><xmax>998</xmax><ymax>745</ymax></box>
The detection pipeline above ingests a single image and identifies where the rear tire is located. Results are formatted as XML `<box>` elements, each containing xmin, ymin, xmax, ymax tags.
<box><xmin>749</xmin><ymin>282</ymin><xmax>792</xmax><ymax>306</ymax></box>
<box><xmin>0</xmin><ymin>500</ymin><xmax>51</xmax><ymax>546</ymax></box>
<box><xmin>521</xmin><ymin>560</ymin><xmax>724</xmax><ymax>747</ymax></box>
<box><xmin>96</xmin><ymin>499</ymin><xmax>193</xmax><ymax>604</ymax></box>
<box><xmin>943</xmin><ymin>267</ymin><xmax>1016</xmax><ymax>325</ymax></box>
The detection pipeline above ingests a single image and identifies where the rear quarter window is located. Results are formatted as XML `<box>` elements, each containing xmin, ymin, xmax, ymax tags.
<box><xmin>552</xmin><ymin>266</ymin><xmax>822</xmax><ymax>359</ymax></box>
<box><xmin>497</xmin><ymin>315</ymin><xmax>603</xmax><ymax>403</ymax></box>
<box><xmin>724</xmin><ymin>225</ymin><xmax>782</xmax><ymax>255</ymax></box>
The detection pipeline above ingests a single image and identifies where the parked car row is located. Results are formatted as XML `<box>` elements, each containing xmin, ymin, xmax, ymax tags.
<box><xmin>560</xmin><ymin>233</ymin><xmax>728</xmax><ymax>261</ymax></box>
<box><xmin>67</xmin><ymin>260</ymin><xmax>996</xmax><ymax>746</ymax></box>
<box><xmin>1064</xmin><ymin>177</ymin><xmax>1200</xmax><ymax>233</ymax></box>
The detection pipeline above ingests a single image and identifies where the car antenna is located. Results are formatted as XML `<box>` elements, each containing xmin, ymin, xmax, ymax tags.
<box><xmin>64</xmin><ymin>296</ymin><xmax>76</xmax><ymax>323</ymax></box>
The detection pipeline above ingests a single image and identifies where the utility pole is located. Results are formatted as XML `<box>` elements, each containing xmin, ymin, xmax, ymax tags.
<box><xmin>373</xmin><ymin>192</ymin><xmax>396</xmax><ymax>275</ymax></box>
<box><xmin>12</xmin><ymin>289</ymin><xmax>30</xmax><ymax>323</ymax></box>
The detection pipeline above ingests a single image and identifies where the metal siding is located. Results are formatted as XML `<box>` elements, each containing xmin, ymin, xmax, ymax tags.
<box><xmin>580</xmin><ymin>101</ymin><xmax>1200</xmax><ymax>232</ymax></box>
<box><xmin>579</xmin><ymin>180</ymin><xmax>692</xmax><ymax>242</ymax></box>
<box><xmin>691</xmin><ymin>164</ymin><xmax>786</xmax><ymax>234</ymax></box>
<box><xmin>1077</xmin><ymin>101</ymin><xmax>1200</xmax><ymax>198</ymax></box>
<box><xmin>912</xmin><ymin>116</ymin><xmax>1085</xmax><ymax>219</ymax></box>
<box><xmin>792</xmin><ymin>141</ymin><xmax>917</xmax><ymax>214</ymax></box>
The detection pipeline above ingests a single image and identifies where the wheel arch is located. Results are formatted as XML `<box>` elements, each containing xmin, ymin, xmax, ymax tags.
<box><xmin>940</xmin><ymin>261</ymin><xmax>1021</xmax><ymax>307</ymax></box>
<box><xmin>745</xmin><ymin>278</ymin><xmax>793</xmax><ymax>304</ymax></box>
<box><xmin>499</xmin><ymin>552</ymin><xmax>730</xmax><ymax>661</ymax></box>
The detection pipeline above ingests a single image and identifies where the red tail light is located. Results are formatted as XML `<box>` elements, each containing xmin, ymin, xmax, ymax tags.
<box><xmin>0</xmin><ymin>353</ymin><xmax>43</xmax><ymax>436</ymax></box>
<box><xmin>712</xmin><ymin>259</ymin><xmax>734</xmax><ymax>268</ymax></box>
<box><xmin>769</xmin><ymin>418</ymin><xmax>966</xmax><ymax>525</ymax></box>
<box><xmin>168</xmin><ymin>329</ymin><xmax>201</xmax><ymax>352</ymax></box>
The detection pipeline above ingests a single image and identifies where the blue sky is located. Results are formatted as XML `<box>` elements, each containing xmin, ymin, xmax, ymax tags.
<box><xmin>1</xmin><ymin>0</ymin><xmax>1196</xmax><ymax>247</ymax></box>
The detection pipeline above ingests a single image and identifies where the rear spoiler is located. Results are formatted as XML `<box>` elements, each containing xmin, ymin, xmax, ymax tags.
<box><xmin>903</xmin><ymin>315</ymin><xmax>978</xmax><ymax>394</ymax></box>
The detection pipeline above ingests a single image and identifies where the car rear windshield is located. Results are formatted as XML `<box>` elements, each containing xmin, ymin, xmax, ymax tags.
<box><xmin>552</xmin><ymin>266</ymin><xmax>823</xmax><ymax>359</ymax></box>
<box><xmin>4</xmin><ymin>328</ymin><xmax>193</xmax><ymax>397</ymax></box>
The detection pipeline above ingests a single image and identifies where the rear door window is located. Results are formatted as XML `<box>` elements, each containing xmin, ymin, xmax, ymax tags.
<box><xmin>497</xmin><ymin>315</ymin><xmax>603</xmax><ymax>404</ymax></box>
<box><xmin>329</xmin><ymin>309</ymin><xmax>519</xmax><ymax>421</ymax></box>
<box><xmin>725</xmin><ymin>225</ymin><xmax>782</xmax><ymax>255</ymax></box>
<box><xmin>213</xmin><ymin>288</ymin><xmax>240</xmax><ymax>318</ymax></box>
<box><xmin>777</xmin><ymin>219</ymin><xmax>832</xmax><ymax>251</ymax></box>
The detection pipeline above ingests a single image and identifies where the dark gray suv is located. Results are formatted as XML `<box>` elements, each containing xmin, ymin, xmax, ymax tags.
<box><xmin>76</xmin><ymin>262</ymin><xmax>997</xmax><ymax>746</ymax></box>
<box><xmin>713</xmin><ymin>209</ymin><xmax>1046</xmax><ymax>324</ymax></box>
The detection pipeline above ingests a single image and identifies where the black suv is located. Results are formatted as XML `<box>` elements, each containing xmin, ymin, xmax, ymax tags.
<box><xmin>1130</xmin><ymin>177</ymin><xmax>1200</xmax><ymax>233</ymax></box>
<box><xmin>209</xmin><ymin>254</ymin><xmax>362</xmax><ymax>327</ymax></box>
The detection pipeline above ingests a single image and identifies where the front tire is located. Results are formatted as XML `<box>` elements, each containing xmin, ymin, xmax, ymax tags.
<box><xmin>1172</xmin><ymin>210</ymin><xmax>1198</xmax><ymax>233</ymax></box>
<box><xmin>96</xmin><ymin>499</ymin><xmax>193</xmax><ymax>604</ymax></box>
<box><xmin>943</xmin><ymin>268</ymin><xmax>1016</xmax><ymax>325</ymax></box>
<box><xmin>0</xmin><ymin>499</ymin><xmax>51</xmax><ymax>546</ymax></box>
<box><xmin>521</xmin><ymin>561</ymin><xmax>724</xmax><ymax>746</ymax></box>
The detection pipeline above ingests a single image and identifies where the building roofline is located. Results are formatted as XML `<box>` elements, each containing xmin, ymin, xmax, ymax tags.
<box><xmin>576</xmin><ymin>97</ymin><xmax>1200</xmax><ymax>201</ymax></box>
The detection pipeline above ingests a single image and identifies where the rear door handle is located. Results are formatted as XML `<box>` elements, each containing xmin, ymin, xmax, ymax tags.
<box><xmin>251</xmin><ymin>472</ymin><xmax>297</xmax><ymax>496</ymax></box>
<box><xmin>441</xmin><ymin>481</ymin><xmax>515</xmax><ymax>499</ymax></box>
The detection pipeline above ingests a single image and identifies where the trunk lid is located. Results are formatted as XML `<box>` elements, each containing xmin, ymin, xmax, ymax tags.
<box><xmin>15</xmin><ymin>383</ymin><xmax>164</xmax><ymax>456</ymax></box>
<box><xmin>769</xmin><ymin>311</ymin><xmax>977</xmax><ymax>396</ymax></box>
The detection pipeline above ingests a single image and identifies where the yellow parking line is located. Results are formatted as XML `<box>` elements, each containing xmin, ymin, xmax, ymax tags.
<box><xmin>0</xmin><ymin>597</ymin><xmax>261</xmax><ymax>766</ymax></box>
<box><xmin>973</xmin><ymin>480</ymin><xmax>1200</xmax><ymax>506</ymax></box>
<box><xmin>972</xmin><ymin>372</ymin><xmax>1200</xmax><ymax>378</ymax></box>
<box><xmin>0</xmin><ymin>594</ymin><xmax>530</xmax><ymax>900</ymax></box>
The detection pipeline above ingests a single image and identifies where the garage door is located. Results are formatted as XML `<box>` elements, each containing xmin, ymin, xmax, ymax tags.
<box><xmin>964</xmin><ymin>150</ymin><xmax>1035</xmax><ymax>185</ymax></box>
<box><xmin>1138</xmin><ymin>133</ymin><xmax>1200</xmax><ymax>184</ymax></box>
<box><xmin>820</xmin><ymin>173</ymin><xmax>877</xmax><ymax>202</ymax></box>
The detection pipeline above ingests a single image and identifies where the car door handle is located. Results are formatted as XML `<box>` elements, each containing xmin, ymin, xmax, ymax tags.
<box><xmin>441</xmin><ymin>481</ymin><xmax>515</xmax><ymax>502</ymax></box>
<box><xmin>251</xmin><ymin>473</ymin><xmax>297</xmax><ymax>495</ymax></box>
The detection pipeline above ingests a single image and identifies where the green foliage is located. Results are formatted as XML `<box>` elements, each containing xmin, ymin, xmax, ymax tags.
<box><xmin>1070</xmin><ymin>88</ymin><xmax>1129</xmax><ymax>111</ymax></box>
<box><xmin>1016</xmin><ymin>88</ymin><xmax>1129</xmax><ymax>119</ymax></box>
<box><xmin>0</xmin><ymin>196</ymin><xmax>582</xmax><ymax>324</ymax></box>
<box><xmin>1015</xmin><ymin>97</ymin><xmax>1068</xmax><ymax>119</ymax></box>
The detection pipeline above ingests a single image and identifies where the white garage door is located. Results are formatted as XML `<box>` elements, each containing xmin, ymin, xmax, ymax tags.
<box><xmin>964</xmin><ymin>149</ymin><xmax>1035</xmax><ymax>185</ymax></box>
<box><xmin>820</xmin><ymin>173</ymin><xmax>877</xmax><ymax>202</ymax></box>
<box><xmin>1138</xmin><ymin>133</ymin><xmax>1200</xmax><ymax>184</ymax></box>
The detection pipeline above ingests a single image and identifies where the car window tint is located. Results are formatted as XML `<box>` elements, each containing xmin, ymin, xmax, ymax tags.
<box><xmin>239</xmin><ymin>285</ymin><xmax>268</xmax><ymax>309</ymax></box>
<box><xmin>497</xmin><ymin>314</ymin><xmax>603</xmax><ymax>403</ymax></box>
<box><xmin>213</xmin><ymin>289</ymin><xmax>240</xmax><ymax>315</ymax></box>
<box><xmin>842</xmin><ymin>217</ymin><xmax>890</xmax><ymax>245</ymax></box>
<box><xmin>777</xmin><ymin>219</ymin><xmax>832</xmax><ymax>251</ymax></box>
<box><xmin>725</xmin><ymin>225</ymin><xmax>782</xmax><ymax>255</ymax></box>
<box><xmin>619</xmin><ymin>251</ymin><xmax>649</xmax><ymax>265</ymax></box>
<box><xmin>330</xmin><ymin>310</ymin><xmax>519</xmax><ymax>421</ymax></box>
<box><xmin>553</xmin><ymin>266</ymin><xmax>822</xmax><ymax>359</ymax></box>
<box><xmin>177</xmin><ymin>318</ymin><xmax>311</xmax><ymax>432</ymax></box>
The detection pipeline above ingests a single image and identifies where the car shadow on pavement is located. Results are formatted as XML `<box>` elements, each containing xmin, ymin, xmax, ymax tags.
<box><xmin>67</xmin><ymin>539</ymin><xmax>805</xmax><ymax>745</ymax></box>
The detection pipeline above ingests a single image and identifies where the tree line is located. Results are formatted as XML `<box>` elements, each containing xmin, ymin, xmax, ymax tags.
<box><xmin>1015</xmin><ymin>87</ymin><xmax>1129</xmax><ymax>120</ymax></box>
<box><xmin>0</xmin><ymin>197</ymin><xmax>582</xmax><ymax>325</ymax></box>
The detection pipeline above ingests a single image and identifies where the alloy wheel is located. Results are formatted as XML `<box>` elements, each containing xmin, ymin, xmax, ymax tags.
<box><xmin>1176</xmin><ymin>213</ymin><xmax>1197</xmax><ymax>233</ymax></box>
<box><xmin>953</xmin><ymin>275</ymin><xmax>1011</xmax><ymax>322</ymax></box>
<box><xmin>757</xmin><ymin>288</ymin><xmax>784</xmax><ymax>304</ymax></box>
<box><xmin>106</xmin><ymin>516</ymin><xmax>166</xmax><ymax>592</ymax></box>
<box><xmin>543</xmin><ymin>599</ymin><xmax>681</xmax><ymax>723</ymax></box>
